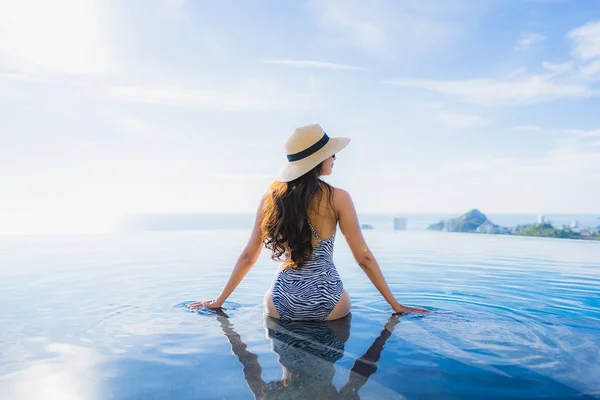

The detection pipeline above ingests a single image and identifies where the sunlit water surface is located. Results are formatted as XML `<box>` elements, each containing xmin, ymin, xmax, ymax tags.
<box><xmin>1</xmin><ymin>230</ymin><xmax>599</xmax><ymax>399</ymax></box>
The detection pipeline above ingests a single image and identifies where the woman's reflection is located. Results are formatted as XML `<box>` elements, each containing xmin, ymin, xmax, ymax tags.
<box><xmin>213</xmin><ymin>310</ymin><xmax>400</xmax><ymax>399</ymax></box>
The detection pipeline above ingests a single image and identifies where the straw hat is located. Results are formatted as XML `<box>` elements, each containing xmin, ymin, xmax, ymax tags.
<box><xmin>276</xmin><ymin>124</ymin><xmax>351</xmax><ymax>183</ymax></box>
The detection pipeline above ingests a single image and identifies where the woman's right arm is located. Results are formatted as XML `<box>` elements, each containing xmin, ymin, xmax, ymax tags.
<box><xmin>335</xmin><ymin>188</ymin><xmax>429</xmax><ymax>314</ymax></box>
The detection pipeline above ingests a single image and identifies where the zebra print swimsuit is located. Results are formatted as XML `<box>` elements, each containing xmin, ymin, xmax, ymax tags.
<box><xmin>271</xmin><ymin>218</ymin><xmax>344</xmax><ymax>321</ymax></box>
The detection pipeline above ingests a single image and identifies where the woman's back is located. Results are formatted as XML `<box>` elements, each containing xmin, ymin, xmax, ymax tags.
<box><xmin>306</xmin><ymin>186</ymin><xmax>338</xmax><ymax>246</ymax></box>
<box><xmin>269</xmin><ymin>186</ymin><xmax>345</xmax><ymax>321</ymax></box>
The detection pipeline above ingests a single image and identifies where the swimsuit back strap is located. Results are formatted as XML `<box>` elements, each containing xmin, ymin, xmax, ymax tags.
<box><xmin>306</xmin><ymin>217</ymin><xmax>322</xmax><ymax>242</ymax></box>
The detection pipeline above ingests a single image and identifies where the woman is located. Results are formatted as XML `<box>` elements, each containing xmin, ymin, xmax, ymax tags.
<box><xmin>187</xmin><ymin>123</ymin><xmax>428</xmax><ymax>319</ymax></box>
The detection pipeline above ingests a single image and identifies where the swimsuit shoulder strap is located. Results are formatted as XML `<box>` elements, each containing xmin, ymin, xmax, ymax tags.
<box><xmin>307</xmin><ymin>189</ymin><xmax>323</xmax><ymax>243</ymax></box>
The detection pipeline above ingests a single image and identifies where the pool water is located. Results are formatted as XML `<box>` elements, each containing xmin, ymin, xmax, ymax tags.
<box><xmin>0</xmin><ymin>230</ymin><xmax>599</xmax><ymax>399</ymax></box>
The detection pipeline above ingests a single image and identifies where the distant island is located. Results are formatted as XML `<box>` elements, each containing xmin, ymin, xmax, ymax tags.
<box><xmin>428</xmin><ymin>209</ymin><xmax>600</xmax><ymax>241</ymax></box>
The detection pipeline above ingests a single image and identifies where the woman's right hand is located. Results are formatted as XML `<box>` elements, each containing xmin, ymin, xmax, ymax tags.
<box><xmin>392</xmin><ymin>304</ymin><xmax>432</xmax><ymax>315</ymax></box>
<box><xmin>186</xmin><ymin>299</ymin><xmax>224</xmax><ymax>310</ymax></box>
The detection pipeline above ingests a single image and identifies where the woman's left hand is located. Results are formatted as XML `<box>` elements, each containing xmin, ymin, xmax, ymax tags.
<box><xmin>186</xmin><ymin>299</ymin><xmax>223</xmax><ymax>310</ymax></box>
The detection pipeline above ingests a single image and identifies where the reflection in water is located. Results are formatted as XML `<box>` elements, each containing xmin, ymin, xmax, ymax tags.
<box><xmin>0</xmin><ymin>342</ymin><xmax>103</xmax><ymax>400</ymax></box>
<box><xmin>215</xmin><ymin>310</ymin><xmax>398</xmax><ymax>399</ymax></box>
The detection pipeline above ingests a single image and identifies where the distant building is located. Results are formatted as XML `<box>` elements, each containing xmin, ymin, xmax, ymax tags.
<box><xmin>497</xmin><ymin>226</ymin><xmax>511</xmax><ymax>234</ymax></box>
<box><xmin>570</xmin><ymin>220</ymin><xmax>579</xmax><ymax>229</ymax></box>
<box><xmin>538</xmin><ymin>215</ymin><xmax>548</xmax><ymax>224</ymax></box>
<box><xmin>361</xmin><ymin>224</ymin><xmax>374</xmax><ymax>230</ymax></box>
<box><xmin>515</xmin><ymin>225</ymin><xmax>524</xmax><ymax>233</ymax></box>
<box><xmin>444</xmin><ymin>219</ymin><xmax>453</xmax><ymax>232</ymax></box>
<box><xmin>392</xmin><ymin>217</ymin><xmax>407</xmax><ymax>231</ymax></box>
<box><xmin>476</xmin><ymin>220</ymin><xmax>495</xmax><ymax>233</ymax></box>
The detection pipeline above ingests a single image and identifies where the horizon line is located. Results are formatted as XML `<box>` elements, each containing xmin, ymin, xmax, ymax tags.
<box><xmin>122</xmin><ymin>211</ymin><xmax>600</xmax><ymax>215</ymax></box>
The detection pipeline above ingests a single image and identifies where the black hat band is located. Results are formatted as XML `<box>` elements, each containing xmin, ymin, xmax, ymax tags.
<box><xmin>286</xmin><ymin>133</ymin><xmax>329</xmax><ymax>162</ymax></box>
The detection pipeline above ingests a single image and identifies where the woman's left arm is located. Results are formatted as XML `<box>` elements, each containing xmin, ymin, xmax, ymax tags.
<box><xmin>187</xmin><ymin>194</ymin><xmax>266</xmax><ymax>310</ymax></box>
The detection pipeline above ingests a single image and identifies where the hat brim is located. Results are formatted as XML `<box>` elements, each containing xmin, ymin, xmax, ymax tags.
<box><xmin>276</xmin><ymin>137</ymin><xmax>350</xmax><ymax>183</ymax></box>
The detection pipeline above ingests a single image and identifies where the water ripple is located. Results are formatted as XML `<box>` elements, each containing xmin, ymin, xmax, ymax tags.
<box><xmin>0</xmin><ymin>230</ymin><xmax>599</xmax><ymax>398</ymax></box>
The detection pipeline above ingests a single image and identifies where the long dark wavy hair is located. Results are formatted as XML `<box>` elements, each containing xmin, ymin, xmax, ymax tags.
<box><xmin>261</xmin><ymin>162</ymin><xmax>335</xmax><ymax>269</ymax></box>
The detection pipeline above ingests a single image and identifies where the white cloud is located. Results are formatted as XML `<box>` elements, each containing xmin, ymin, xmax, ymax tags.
<box><xmin>541</xmin><ymin>61</ymin><xmax>574</xmax><ymax>79</ymax></box>
<box><xmin>159</xmin><ymin>0</ymin><xmax>190</xmax><ymax>22</ymax></box>
<box><xmin>515</xmin><ymin>33</ymin><xmax>546</xmax><ymax>51</ymax></box>
<box><xmin>568</xmin><ymin>20</ymin><xmax>600</xmax><ymax>61</ymax></box>
<box><xmin>0</xmin><ymin>0</ymin><xmax>116</xmax><ymax>75</ymax></box>
<box><xmin>219</xmin><ymin>173</ymin><xmax>271</xmax><ymax>181</ymax></box>
<box><xmin>566</xmin><ymin>128</ymin><xmax>600</xmax><ymax>138</ymax></box>
<box><xmin>262</xmin><ymin>59</ymin><xmax>366</xmax><ymax>70</ymax></box>
<box><xmin>309</xmin><ymin>0</ymin><xmax>386</xmax><ymax>50</ymax></box>
<box><xmin>542</xmin><ymin>61</ymin><xmax>572</xmax><ymax>73</ymax></box>
<box><xmin>383</xmin><ymin>76</ymin><xmax>597</xmax><ymax>105</ymax></box>
<box><xmin>440</xmin><ymin>138</ymin><xmax>600</xmax><ymax>212</ymax></box>
<box><xmin>162</xmin><ymin>0</ymin><xmax>188</xmax><ymax>11</ymax></box>
<box><xmin>436</xmin><ymin>110</ymin><xmax>489</xmax><ymax>127</ymax></box>
<box><xmin>424</xmin><ymin>102</ymin><xmax>445</xmax><ymax>109</ymax></box>
<box><xmin>445</xmin><ymin>127</ymin><xmax>600</xmax><ymax>178</ymax></box>
<box><xmin>384</xmin><ymin>19</ymin><xmax>600</xmax><ymax>105</ymax></box>
<box><xmin>513</xmin><ymin>125</ymin><xmax>542</xmax><ymax>131</ymax></box>
<box><xmin>566</xmin><ymin>20</ymin><xmax>600</xmax><ymax>81</ymax></box>
<box><xmin>107</xmin><ymin>80</ymin><xmax>315</xmax><ymax>111</ymax></box>
<box><xmin>543</xmin><ymin>144</ymin><xmax>600</xmax><ymax>175</ymax></box>
<box><xmin>117</xmin><ymin>115</ymin><xmax>155</xmax><ymax>133</ymax></box>
<box><xmin>529</xmin><ymin>131</ymin><xmax>600</xmax><ymax>176</ymax></box>
<box><xmin>307</xmin><ymin>0</ymin><xmax>462</xmax><ymax>57</ymax></box>
<box><xmin>113</xmin><ymin>114</ymin><xmax>158</xmax><ymax>141</ymax></box>
<box><xmin>445</xmin><ymin>157</ymin><xmax>514</xmax><ymax>173</ymax></box>
<box><xmin>423</xmin><ymin>102</ymin><xmax>489</xmax><ymax>127</ymax></box>
<box><xmin>580</xmin><ymin>60</ymin><xmax>600</xmax><ymax>79</ymax></box>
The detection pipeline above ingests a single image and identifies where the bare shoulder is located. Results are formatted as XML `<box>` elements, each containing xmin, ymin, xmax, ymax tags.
<box><xmin>332</xmin><ymin>187</ymin><xmax>354</xmax><ymax>218</ymax></box>
<box><xmin>258</xmin><ymin>191</ymin><xmax>268</xmax><ymax>207</ymax></box>
<box><xmin>332</xmin><ymin>187</ymin><xmax>352</xmax><ymax>206</ymax></box>
<box><xmin>257</xmin><ymin>186</ymin><xmax>274</xmax><ymax>211</ymax></box>
<box><xmin>332</xmin><ymin>187</ymin><xmax>361</xmax><ymax>238</ymax></box>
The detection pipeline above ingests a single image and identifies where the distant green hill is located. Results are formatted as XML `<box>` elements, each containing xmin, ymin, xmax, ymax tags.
<box><xmin>428</xmin><ymin>210</ymin><xmax>600</xmax><ymax>240</ymax></box>
<box><xmin>517</xmin><ymin>223</ymin><xmax>599</xmax><ymax>240</ymax></box>
<box><xmin>517</xmin><ymin>223</ymin><xmax>557</xmax><ymax>237</ymax></box>
<box><xmin>428</xmin><ymin>209</ymin><xmax>491</xmax><ymax>232</ymax></box>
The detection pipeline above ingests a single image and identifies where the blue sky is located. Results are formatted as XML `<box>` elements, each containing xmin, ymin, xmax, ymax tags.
<box><xmin>1</xmin><ymin>0</ymin><xmax>599</xmax><ymax>234</ymax></box>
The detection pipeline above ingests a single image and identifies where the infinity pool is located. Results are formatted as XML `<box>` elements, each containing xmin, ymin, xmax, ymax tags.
<box><xmin>1</xmin><ymin>230</ymin><xmax>599</xmax><ymax>399</ymax></box>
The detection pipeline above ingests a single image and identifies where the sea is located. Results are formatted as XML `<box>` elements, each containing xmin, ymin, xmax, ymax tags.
<box><xmin>0</xmin><ymin>213</ymin><xmax>599</xmax><ymax>399</ymax></box>
<box><xmin>120</xmin><ymin>212</ymin><xmax>600</xmax><ymax>232</ymax></box>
